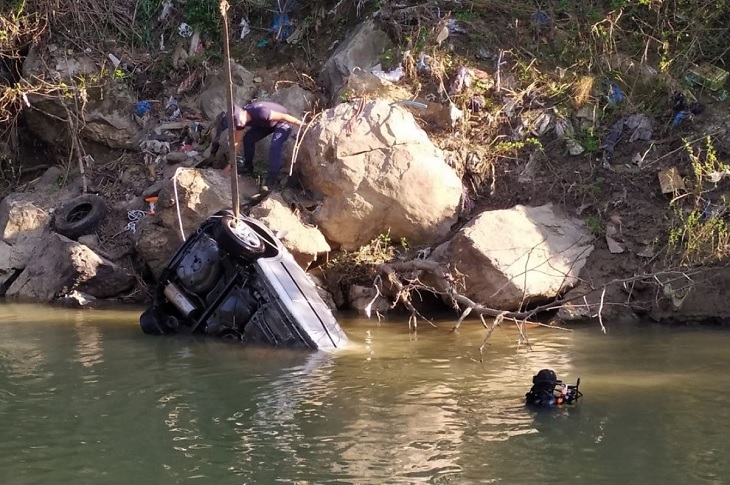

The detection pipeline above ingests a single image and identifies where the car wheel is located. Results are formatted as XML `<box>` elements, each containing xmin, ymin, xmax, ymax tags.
<box><xmin>52</xmin><ymin>194</ymin><xmax>109</xmax><ymax>239</ymax></box>
<box><xmin>140</xmin><ymin>308</ymin><xmax>172</xmax><ymax>335</ymax></box>
<box><xmin>218</xmin><ymin>329</ymin><xmax>242</xmax><ymax>342</ymax></box>
<box><xmin>214</xmin><ymin>215</ymin><xmax>265</xmax><ymax>260</ymax></box>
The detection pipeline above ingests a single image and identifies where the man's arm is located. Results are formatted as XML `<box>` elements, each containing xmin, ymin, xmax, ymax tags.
<box><xmin>269</xmin><ymin>110</ymin><xmax>303</xmax><ymax>126</ymax></box>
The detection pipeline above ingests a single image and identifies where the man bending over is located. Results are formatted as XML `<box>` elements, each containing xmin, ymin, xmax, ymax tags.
<box><xmin>215</xmin><ymin>101</ymin><xmax>302</xmax><ymax>191</ymax></box>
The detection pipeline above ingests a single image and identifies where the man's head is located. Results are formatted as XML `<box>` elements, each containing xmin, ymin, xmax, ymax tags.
<box><xmin>231</xmin><ymin>105</ymin><xmax>249</xmax><ymax>130</ymax></box>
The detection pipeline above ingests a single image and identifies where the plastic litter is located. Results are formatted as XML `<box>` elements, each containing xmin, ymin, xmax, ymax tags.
<box><xmin>446</xmin><ymin>19</ymin><xmax>467</xmax><ymax>35</ymax></box>
<box><xmin>607</xmin><ymin>82</ymin><xmax>624</xmax><ymax>105</ymax></box>
<box><xmin>417</xmin><ymin>52</ymin><xmax>429</xmax><ymax>71</ymax></box>
<box><xmin>670</xmin><ymin>91</ymin><xmax>704</xmax><ymax>128</ymax></box>
<box><xmin>449</xmin><ymin>102</ymin><xmax>464</xmax><ymax>127</ymax></box>
<box><xmin>270</xmin><ymin>12</ymin><xmax>292</xmax><ymax>41</ymax></box>
<box><xmin>134</xmin><ymin>101</ymin><xmax>151</xmax><ymax>117</ymax></box>
<box><xmin>601</xmin><ymin>114</ymin><xmax>654</xmax><ymax>166</ymax></box>
<box><xmin>125</xmin><ymin>210</ymin><xmax>147</xmax><ymax>234</ymax></box>
<box><xmin>449</xmin><ymin>66</ymin><xmax>472</xmax><ymax>95</ymax></box>
<box><xmin>470</xmin><ymin>95</ymin><xmax>485</xmax><ymax>112</ymax></box>
<box><xmin>178</xmin><ymin>23</ymin><xmax>193</xmax><ymax>38</ymax></box>
<box><xmin>530</xmin><ymin>111</ymin><xmax>553</xmax><ymax>137</ymax></box>
<box><xmin>606</xmin><ymin>235</ymin><xmax>625</xmax><ymax>254</ymax></box>
<box><xmin>158</xmin><ymin>0</ymin><xmax>173</xmax><ymax>22</ymax></box>
<box><xmin>684</xmin><ymin>63</ymin><xmax>729</xmax><ymax>91</ymax></box>
<box><xmin>658</xmin><ymin>167</ymin><xmax>685</xmax><ymax>194</ymax></box>
<box><xmin>108</xmin><ymin>53</ymin><xmax>122</xmax><ymax>68</ymax></box>
<box><xmin>371</xmin><ymin>63</ymin><xmax>404</xmax><ymax>83</ymax></box>
<box><xmin>554</xmin><ymin>118</ymin><xmax>584</xmax><ymax>156</ymax></box>
<box><xmin>625</xmin><ymin>114</ymin><xmax>653</xmax><ymax>143</ymax></box>
<box><xmin>476</xmin><ymin>47</ymin><xmax>493</xmax><ymax>60</ymax></box>
<box><xmin>239</xmin><ymin>18</ymin><xmax>251</xmax><ymax>40</ymax></box>
<box><xmin>533</xmin><ymin>10</ymin><xmax>551</xmax><ymax>28</ymax></box>
<box><xmin>436</xmin><ymin>25</ymin><xmax>449</xmax><ymax>45</ymax></box>
<box><xmin>394</xmin><ymin>100</ymin><xmax>427</xmax><ymax>109</ymax></box>
<box><xmin>165</xmin><ymin>96</ymin><xmax>180</xmax><ymax>120</ymax></box>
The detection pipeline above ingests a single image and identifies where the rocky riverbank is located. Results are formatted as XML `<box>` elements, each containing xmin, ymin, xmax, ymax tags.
<box><xmin>1</xmin><ymin>2</ymin><xmax>729</xmax><ymax>325</ymax></box>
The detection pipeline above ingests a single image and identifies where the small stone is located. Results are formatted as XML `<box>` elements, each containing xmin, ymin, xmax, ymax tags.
<box><xmin>253</xmin><ymin>76</ymin><xmax>263</xmax><ymax>83</ymax></box>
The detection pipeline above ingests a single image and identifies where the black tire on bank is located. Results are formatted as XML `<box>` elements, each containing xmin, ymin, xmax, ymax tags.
<box><xmin>53</xmin><ymin>194</ymin><xmax>109</xmax><ymax>239</ymax></box>
<box><xmin>213</xmin><ymin>215</ymin><xmax>265</xmax><ymax>261</ymax></box>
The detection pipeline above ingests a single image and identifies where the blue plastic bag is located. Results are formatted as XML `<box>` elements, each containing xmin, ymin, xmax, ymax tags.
<box><xmin>269</xmin><ymin>12</ymin><xmax>292</xmax><ymax>40</ymax></box>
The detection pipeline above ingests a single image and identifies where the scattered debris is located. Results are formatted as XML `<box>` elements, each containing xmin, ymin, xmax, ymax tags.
<box><xmin>684</xmin><ymin>63</ymin><xmax>729</xmax><ymax>92</ymax></box>
<box><xmin>601</xmin><ymin>114</ymin><xmax>654</xmax><ymax>167</ymax></box>
<box><xmin>606</xmin><ymin>235</ymin><xmax>625</xmax><ymax>254</ymax></box>
<box><xmin>658</xmin><ymin>167</ymin><xmax>685</xmax><ymax>194</ymax></box>
<box><xmin>371</xmin><ymin>63</ymin><xmax>404</xmax><ymax>82</ymax></box>
<box><xmin>417</xmin><ymin>51</ymin><xmax>430</xmax><ymax>71</ymax></box>
<box><xmin>239</xmin><ymin>18</ymin><xmax>251</xmax><ymax>40</ymax></box>
<box><xmin>108</xmin><ymin>52</ymin><xmax>122</xmax><ymax>68</ymax></box>
<box><xmin>158</xmin><ymin>0</ymin><xmax>173</xmax><ymax>22</ymax></box>
<box><xmin>449</xmin><ymin>102</ymin><xmax>464</xmax><ymax>127</ymax></box>
<box><xmin>670</xmin><ymin>91</ymin><xmax>705</xmax><ymax>128</ymax></box>
<box><xmin>178</xmin><ymin>23</ymin><xmax>193</xmax><ymax>38</ymax></box>
<box><xmin>555</xmin><ymin>118</ymin><xmax>584</xmax><ymax>156</ymax></box>
<box><xmin>436</xmin><ymin>24</ymin><xmax>449</xmax><ymax>45</ymax></box>
<box><xmin>625</xmin><ymin>114</ymin><xmax>653</xmax><ymax>143</ymax></box>
<box><xmin>270</xmin><ymin>12</ymin><xmax>293</xmax><ymax>41</ymax></box>
<box><xmin>607</xmin><ymin>82</ymin><xmax>624</xmax><ymax>105</ymax></box>
<box><xmin>446</xmin><ymin>19</ymin><xmax>467</xmax><ymax>36</ymax></box>
<box><xmin>532</xmin><ymin>10</ymin><xmax>551</xmax><ymax>29</ymax></box>
<box><xmin>165</xmin><ymin>96</ymin><xmax>181</xmax><ymax>120</ymax></box>
<box><xmin>450</xmin><ymin>66</ymin><xmax>471</xmax><ymax>95</ymax></box>
<box><xmin>135</xmin><ymin>101</ymin><xmax>152</xmax><ymax>117</ymax></box>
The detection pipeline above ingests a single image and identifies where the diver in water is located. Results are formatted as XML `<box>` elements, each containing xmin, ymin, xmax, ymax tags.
<box><xmin>525</xmin><ymin>369</ymin><xmax>582</xmax><ymax>407</ymax></box>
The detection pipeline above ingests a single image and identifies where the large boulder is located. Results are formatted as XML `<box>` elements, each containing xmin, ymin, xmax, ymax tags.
<box><xmin>134</xmin><ymin>168</ymin><xmax>257</xmax><ymax>277</ymax></box>
<box><xmin>23</xmin><ymin>47</ymin><xmax>142</xmax><ymax>149</ymax></box>
<box><xmin>249</xmin><ymin>192</ymin><xmax>330</xmax><ymax>269</ymax></box>
<box><xmin>198</xmin><ymin>62</ymin><xmax>256</xmax><ymax>120</ymax></box>
<box><xmin>298</xmin><ymin>99</ymin><xmax>462</xmax><ymax>250</ymax></box>
<box><xmin>433</xmin><ymin>204</ymin><xmax>594</xmax><ymax>310</ymax></box>
<box><xmin>6</xmin><ymin>232</ymin><xmax>135</xmax><ymax>301</ymax></box>
<box><xmin>0</xmin><ymin>193</ymin><xmax>53</xmax><ymax>290</ymax></box>
<box><xmin>319</xmin><ymin>19</ymin><xmax>392</xmax><ymax>98</ymax></box>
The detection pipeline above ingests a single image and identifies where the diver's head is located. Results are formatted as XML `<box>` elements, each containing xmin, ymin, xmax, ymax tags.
<box><xmin>533</xmin><ymin>369</ymin><xmax>558</xmax><ymax>384</ymax></box>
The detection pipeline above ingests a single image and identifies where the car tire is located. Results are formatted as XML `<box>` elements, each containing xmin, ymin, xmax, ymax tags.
<box><xmin>140</xmin><ymin>308</ymin><xmax>171</xmax><ymax>335</ymax></box>
<box><xmin>52</xmin><ymin>194</ymin><xmax>109</xmax><ymax>239</ymax></box>
<box><xmin>214</xmin><ymin>215</ymin><xmax>265</xmax><ymax>260</ymax></box>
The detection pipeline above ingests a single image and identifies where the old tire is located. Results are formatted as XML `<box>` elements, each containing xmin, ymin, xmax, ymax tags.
<box><xmin>53</xmin><ymin>194</ymin><xmax>108</xmax><ymax>239</ymax></box>
<box><xmin>213</xmin><ymin>215</ymin><xmax>265</xmax><ymax>261</ymax></box>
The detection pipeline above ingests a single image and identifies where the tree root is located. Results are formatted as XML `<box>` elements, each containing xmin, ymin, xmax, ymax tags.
<box><xmin>375</xmin><ymin>258</ymin><xmax>713</xmax><ymax>343</ymax></box>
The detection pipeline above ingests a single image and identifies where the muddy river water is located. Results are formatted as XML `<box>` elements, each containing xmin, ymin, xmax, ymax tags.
<box><xmin>1</xmin><ymin>303</ymin><xmax>729</xmax><ymax>484</ymax></box>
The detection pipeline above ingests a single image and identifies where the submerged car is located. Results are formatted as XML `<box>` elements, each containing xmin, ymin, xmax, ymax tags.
<box><xmin>139</xmin><ymin>209</ymin><xmax>348</xmax><ymax>351</ymax></box>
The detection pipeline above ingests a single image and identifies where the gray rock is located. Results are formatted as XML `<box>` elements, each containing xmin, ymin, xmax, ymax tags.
<box><xmin>249</xmin><ymin>192</ymin><xmax>330</xmax><ymax>269</ymax></box>
<box><xmin>319</xmin><ymin>20</ymin><xmax>392</xmax><ymax>98</ymax></box>
<box><xmin>198</xmin><ymin>62</ymin><xmax>256</xmax><ymax>120</ymax></box>
<box><xmin>0</xmin><ymin>194</ymin><xmax>52</xmax><ymax>289</ymax></box>
<box><xmin>6</xmin><ymin>232</ymin><xmax>135</xmax><ymax>301</ymax></box>
<box><xmin>134</xmin><ymin>167</ymin><xmax>258</xmax><ymax>277</ymax></box>
<box><xmin>434</xmin><ymin>203</ymin><xmax>595</xmax><ymax>310</ymax></box>
<box><xmin>298</xmin><ymin>99</ymin><xmax>462</xmax><ymax>250</ymax></box>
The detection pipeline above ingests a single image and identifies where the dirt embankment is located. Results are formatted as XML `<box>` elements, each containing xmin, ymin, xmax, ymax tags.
<box><xmin>2</xmin><ymin>1</ymin><xmax>730</xmax><ymax>323</ymax></box>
